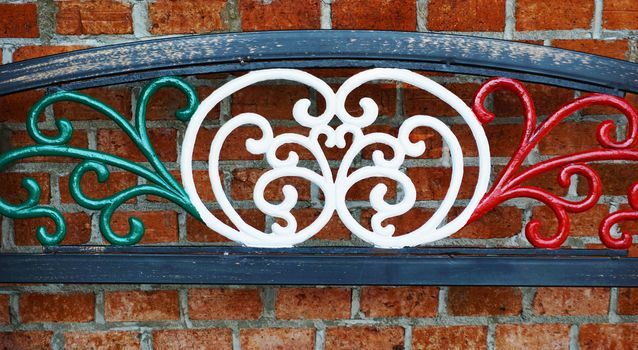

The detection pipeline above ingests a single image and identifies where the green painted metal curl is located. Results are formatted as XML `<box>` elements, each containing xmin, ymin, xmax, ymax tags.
<box><xmin>0</xmin><ymin>76</ymin><xmax>201</xmax><ymax>246</ymax></box>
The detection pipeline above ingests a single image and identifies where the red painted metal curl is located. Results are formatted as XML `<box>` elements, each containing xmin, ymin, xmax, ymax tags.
<box><xmin>469</xmin><ymin>77</ymin><xmax>638</xmax><ymax>249</ymax></box>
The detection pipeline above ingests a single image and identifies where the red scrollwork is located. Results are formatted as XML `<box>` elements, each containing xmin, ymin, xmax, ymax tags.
<box><xmin>469</xmin><ymin>77</ymin><xmax>638</xmax><ymax>249</ymax></box>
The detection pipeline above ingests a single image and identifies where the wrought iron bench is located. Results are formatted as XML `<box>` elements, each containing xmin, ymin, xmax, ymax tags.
<box><xmin>1</xmin><ymin>30</ymin><xmax>637</xmax><ymax>286</ymax></box>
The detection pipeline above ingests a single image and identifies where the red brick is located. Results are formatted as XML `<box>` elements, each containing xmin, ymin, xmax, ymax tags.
<box><xmin>276</xmin><ymin>288</ymin><xmax>350</xmax><ymax>320</ymax></box>
<box><xmin>231</xmin><ymin>168</ymin><xmax>311</xmax><ymax>201</ymax></box>
<box><xmin>274</xmin><ymin>126</ymin><xmax>330</xmax><ymax>162</ymax></box>
<box><xmin>357</xmin><ymin>125</ymin><xmax>399</xmax><ymax>162</ymax></box>
<box><xmin>451</xmin><ymin>206</ymin><xmax>522</xmax><ymax>239</ymax></box>
<box><xmin>582</xmin><ymin>92</ymin><xmax>638</xmax><ymax>116</ymax></box>
<box><xmin>13</xmin><ymin>45</ymin><xmax>91</xmax><ymax>61</ymax></box>
<box><xmin>585</xmin><ymin>243</ymin><xmax>609</xmax><ymax>250</ymax></box>
<box><xmin>64</xmin><ymin>331</ymin><xmax>140</xmax><ymax>350</ymax></box>
<box><xmin>354</xmin><ymin>124</ymin><xmax>442</xmax><ymax>161</ymax></box>
<box><xmin>304</xmin><ymin>68</ymin><xmax>366</xmax><ymax>78</ymax></box>
<box><xmin>186</xmin><ymin>209</ymin><xmax>265</xmax><ymax>242</ymax></box>
<box><xmin>208</xmin><ymin>125</ymin><xmax>318</xmax><ymax>161</ymax></box>
<box><xmin>614</xmin><ymin>205</ymin><xmax>638</xmax><ymax>231</ymax></box>
<box><xmin>533</xmin><ymin>287</ymin><xmax>610</xmax><ymax>316</ymax></box>
<box><xmin>359</xmin><ymin>207</ymin><xmax>434</xmax><ymax>237</ymax></box>
<box><xmin>20</xmin><ymin>292</ymin><xmax>94</xmax><ymax>323</ymax></box>
<box><xmin>0</xmin><ymin>90</ymin><xmax>45</xmax><ymax>122</ymax></box>
<box><xmin>191</xmin><ymin>170</ymin><xmax>219</xmax><ymax>202</ymax></box>
<box><xmin>354</xmin><ymin>83</ymin><xmax>397</xmax><ymax>117</ymax></box>
<box><xmin>618</xmin><ymin>288</ymin><xmax>638</xmax><ymax>315</ymax></box>
<box><xmin>111</xmin><ymin>211</ymin><xmax>178</xmax><ymax>244</ymax></box>
<box><xmin>516</xmin><ymin>0</ymin><xmax>594</xmax><ymax>30</ymax></box>
<box><xmin>0</xmin><ymin>295</ymin><xmax>8</xmax><ymax>325</ymax></box>
<box><xmin>577</xmin><ymin>163</ymin><xmax>638</xmax><ymax>196</ymax></box>
<box><xmin>538</xmin><ymin>122</ymin><xmax>601</xmax><ymax>154</ymax></box>
<box><xmin>360</xmin><ymin>287</ymin><xmax>438</xmax><ymax>318</ymax></box>
<box><xmin>407</xmin><ymin>167</ymin><xmax>479</xmax><ymax>200</ymax></box>
<box><xmin>403</xmin><ymin>125</ymin><xmax>444</xmax><ymax>159</ymax></box>
<box><xmin>579</xmin><ymin>324</ymin><xmax>638</xmax><ymax>350</ymax></box>
<box><xmin>14</xmin><ymin>212</ymin><xmax>91</xmax><ymax>246</ymax></box>
<box><xmin>232</xmin><ymin>84</ymin><xmax>310</xmax><ymax>120</ymax></box>
<box><xmin>146</xmin><ymin>86</ymin><xmax>216</xmax><ymax>121</ymax></box>
<box><xmin>0</xmin><ymin>331</ymin><xmax>52</xmax><ymax>350</ymax></box>
<box><xmin>603</xmin><ymin>0</ymin><xmax>638</xmax><ymax>30</ymax></box>
<box><xmin>519</xmin><ymin>40</ymin><xmax>546</xmax><ymax>46</ymax></box>
<box><xmin>289</xmin><ymin>209</ymin><xmax>350</xmax><ymax>241</ymax></box>
<box><xmin>448</xmin><ymin>287</ymin><xmax>522</xmax><ymax>316</ymax></box>
<box><xmin>325</xmin><ymin>326</ymin><xmax>404</xmax><ymax>350</ymax></box>
<box><xmin>345</xmin><ymin>174</ymin><xmax>397</xmax><ymax>201</ymax></box>
<box><xmin>428</xmin><ymin>0</ymin><xmax>505</xmax><ymax>31</ymax></box>
<box><xmin>495</xmin><ymin>324</ymin><xmax>570</xmax><ymax>350</ymax></box>
<box><xmin>453</xmin><ymin>124</ymin><xmax>523</xmax><ymax>157</ymax></box>
<box><xmin>553</xmin><ymin>39</ymin><xmax>629</xmax><ymax>60</ymax></box>
<box><xmin>0</xmin><ymin>4</ymin><xmax>38</xmax><ymax>38</ymax></box>
<box><xmin>104</xmin><ymin>290</ymin><xmax>179</xmax><ymax>321</ymax></box>
<box><xmin>275</xmin><ymin>130</ymin><xmax>331</xmax><ymax>162</ymax></box>
<box><xmin>531</xmin><ymin>204</ymin><xmax>609</xmax><ymax>238</ymax></box>
<box><xmin>154</xmin><ymin>329</ymin><xmax>232</xmax><ymax>350</ymax></box>
<box><xmin>492</xmin><ymin>83</ymin><xmax>574</xmax><ymax>117</ymax></box>
<box><xmin>412</xmin><ymin>326</ymin><xmax>487</xmax><ymax>350</ymax></box>
<box><xmin>149</xmin><ymin>0</ymin><xmax>228</xmax><ymax>35</ymax></box>
<box><xmin>240</xmin><ymin>0</ymin><xmax>320</xmax><ymax>31</ymax></box>
<box><xmin>55</xmin><ymin>0</ymin><xmax>132</xmax><ymax>35</ymax></box>
<box><xmin>188</xmin><ymin>288</ymin><xmax>262</xmax><ymax>320</ymax></box>
<box><xmin>9</xmin><ymin>129</ymin><xmax>89</xmax><ymax>162</ymax></box>
<box><xmin>0</xmin><ymin>173</ymin><xmax>50</xmax><ymax>205</ymax></box>
<box><xmin>404</xmin><ymin>83</ymin><xmax>479</xmax><ymax>117</ymax></box>
<box><xmin>96</xmin><ymin>128</ymin><xmax>177</xmax><ymax>162</ymax></box>
<box><xmin>186</xmin><ymin>215</ymin><xmax>230</xmax><ymax>243</ymax></box>
<box><xmin>147</xmin><ymin>169</ymin><xmax>221</xmax><ymax>203</ymax></box>
<box><xmin>240</xmin><ymin>328</ymin><xmax>315</xmax><ymax>350</ymax></box>
<box><xmin>53</xmin><ymin>87</ymin><xmax>132</xmax><ymax>120</ymax></box>
<box><xmin>59</xmin><ymin>171</ymin><xmax>137</xmax><ymax>204</ymax></box>
<box><xmin>192</xmin><ymin>126</ymin><xmax>260</xmax><ymax>161</ymax></box>
<box><xmin>318</xmin><ymin>83</ymin><xmax>397</xmax><ymax>118</ymax></box>
<box><xmin>516</xmin><ymin>166</ymin><xmax>570</xmax><ymax>197</ymax></box>
<box><xmin>332</xmin><ymin>0</ymin><xmax>416</xmax><ymax>30</ymax></box>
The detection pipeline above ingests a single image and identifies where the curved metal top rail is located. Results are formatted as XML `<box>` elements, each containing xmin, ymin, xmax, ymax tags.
<box><xmin>1</xmin><ymin>30</ymin><xmax>638</xmax><ymax>95</ymax></box>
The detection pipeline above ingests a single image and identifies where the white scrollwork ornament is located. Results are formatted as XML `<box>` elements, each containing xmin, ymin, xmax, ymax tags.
<box><xmin>180</xmin><ymin>68</ymin><xmax>491</xmax><ymax>248</ymax></box>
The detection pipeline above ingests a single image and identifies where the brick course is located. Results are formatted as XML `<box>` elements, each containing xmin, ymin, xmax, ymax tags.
<box><xmin>104</xmin><ymin>290</ymin><xmax>180</xmax><ymax>321</ymax></box>
<box><xmin>55</xmin><ymin>0</ymin><xmax>133</xmax><ymax>35</ymax></box>
<box><xmin>0</xmin><ymin>4</ymin><xmax>38</xmax><ymax>38</ymax></box>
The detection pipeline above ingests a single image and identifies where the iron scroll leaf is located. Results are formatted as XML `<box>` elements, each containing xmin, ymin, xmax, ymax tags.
<box><xmin>0</xmin><ymin>77</ymin><xmax>201</xmax><ymax>246</ymax></box>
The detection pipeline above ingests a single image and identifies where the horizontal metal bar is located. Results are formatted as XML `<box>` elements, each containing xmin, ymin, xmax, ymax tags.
<box><xmin>1</xmin><ymin>31</ymin><xmax>637</xmax><ymax>95</ymax></box>
<box><xmin>42</xmin><ymin>246</ymin><xmax>628</xmax><ymax>257</ymax></box>
<box><xmin>55</xmin><ymin>59</ymin><xmax>624</xmax><ymax>96</ymax></box>
<box><xmin>2</xmin><ymin>251</ymin><xmax>636</xmax><ymax>286</ymax></box>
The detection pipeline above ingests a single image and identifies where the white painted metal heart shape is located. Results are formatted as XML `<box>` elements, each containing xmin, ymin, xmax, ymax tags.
<box><xmin>180</xmin><ymin>68</ymin><xmax>491</xmax><ymax>248</ymax></box>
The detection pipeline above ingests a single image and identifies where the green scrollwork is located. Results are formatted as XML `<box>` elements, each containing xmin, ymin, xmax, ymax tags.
<box><xmin>0</xmin><ymin>76</ymin><xmax>201</xmax><ymax>246</ymax></box>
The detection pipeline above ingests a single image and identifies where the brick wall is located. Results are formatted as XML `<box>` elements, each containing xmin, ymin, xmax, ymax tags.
<box><xmin>1</xmin><ymin>0</ymin><xmax>638</xmax><ymax>349</ymax></box>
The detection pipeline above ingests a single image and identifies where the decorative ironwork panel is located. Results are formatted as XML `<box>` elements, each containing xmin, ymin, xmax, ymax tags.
<box><xmin>180</xmin><ymin>68</ymin><xmax>491</xmax><ymax>247</ymax></box>
<box><xmin>1</xmin><ymin>68</ymin><xmax>637</xmax><ymax>250</ymax></box>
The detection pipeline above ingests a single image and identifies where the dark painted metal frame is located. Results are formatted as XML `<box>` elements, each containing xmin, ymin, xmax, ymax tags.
<box><xmin>3</xmin><ymin>30</ymin><xmax>638</xmax><ymax>96</ymax></box>
<box><xmin>1</xmin><ymin>30</ymin><xmax>637</xmax><ymax>286</ymax></box>
<box><xmin>1</xmin><ymin>247</ymin><xmax>636</xmax><ymax>286</ymax></box>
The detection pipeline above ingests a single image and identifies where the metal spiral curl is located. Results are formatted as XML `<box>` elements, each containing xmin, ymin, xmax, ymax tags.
<box><xmin>470</xmin><ymin>77</ymin><xmax>638</xmax><ymax>249</ymax></box>
<box><xmin>0</xmin><ymin>76</ymin><xmax>201</xmax><ymax>246</ymax></box>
